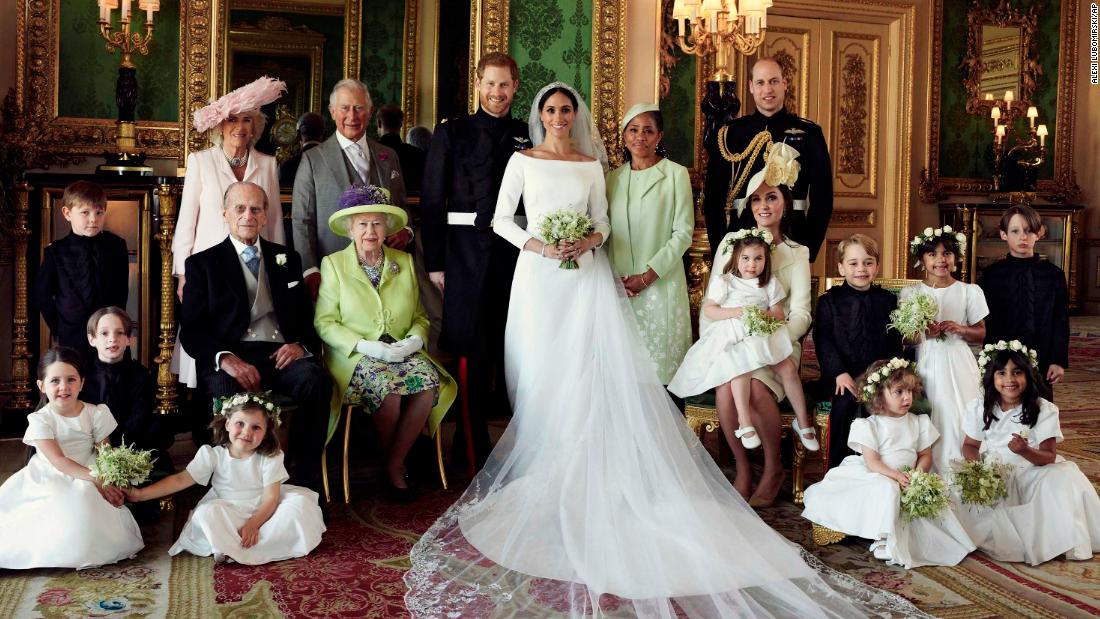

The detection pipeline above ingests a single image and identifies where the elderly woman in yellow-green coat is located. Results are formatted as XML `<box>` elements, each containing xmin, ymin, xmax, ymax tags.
<box><xmin>606</xmin><ymin>103</ymin><xmax>694</xmax><ymax>385</ymax></box>
<box><xmin>314</xmin><ymin>185</ymin><xmax>455</xmax><ymax>499</ymax></box>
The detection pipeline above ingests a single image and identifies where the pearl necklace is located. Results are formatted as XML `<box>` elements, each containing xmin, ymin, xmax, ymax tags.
<box><xmin>224</xmin><ymin>149</ymin><xmax>249</xmax><ymax>168</ymax></box>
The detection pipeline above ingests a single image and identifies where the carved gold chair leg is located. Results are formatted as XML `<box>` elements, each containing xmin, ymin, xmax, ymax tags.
<box><xmin>791</xmin><ymin>441</ymin><xmax>806</xmax><ymax>505</ymax></box>
<box><xmin>321</xmin><ymin>447</ymin><xmax>331</xmax><ymax>504</ymax></box>
<box><xmin>343</xmin><ymin>404</ymin><xmax>353</xmax><ymax>504</ymax></box>
<box><xmin>436</xmin><ymin>430</ymin><xmax>448</xmax><ymax>490</ymax></box>
<box><xmin>812</xmin><ymin>523</ymin><xmax>846</xmax><ymax>546</ymax></box>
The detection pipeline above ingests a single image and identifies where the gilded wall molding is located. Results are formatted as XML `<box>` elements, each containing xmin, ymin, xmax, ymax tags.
<box><xmin>833</xmin><ymin>32</ymin><xmax>879</xmax><ymax>199</ymax></box>
<box><xmin>343</xmin><ymin>0</ymin><xmax>362</xmax><ymax>79</ymax></box>
<box><xmin>468</xmin><ymin>0</ymin><xmax>510</xmax><ymax>113</ymax></box>
<box><xmin>226</xmin><ymin>20</ymin><xmax>326</xmax><ymax>114</ymax></box>
<box><xmin>182</xmin><ymin>0</ymin><xmax>217</xmax><ymax>161</ymax></box>
<box><xmin>232</xmin><ymin>0</ymin><xmax>345</xmax><ymax>16</ymax></box>
<box><xmin>16</xmin><ymin>0</ymin><xmax>181</xmax><ymax>159</ymax></box>
<box><xmin>830</xmin><ymin>208</ymin><xmax>876</xmax><ymax>227</ymax></box>
<box><xmin>401</xmin><ymin>0</ymin><xmax>420</xmax><ymax>133</ymax></box>
<box><xmin>922</xmin><ymin>0</ymin><xmax>1079</xmax><ymax>203</ymax></box>
<box><xmin>591</xmin><ymin>0</ymin><xmax>627</xmax><ymax>170</ymax></box>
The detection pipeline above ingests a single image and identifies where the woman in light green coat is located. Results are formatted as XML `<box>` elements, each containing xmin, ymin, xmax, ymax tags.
<box><xmin>314</xmin><ymin>185</ymin><xmax>456</xmax><ymax>498</ymax></box>
<box><xmin>606</xmin><ymin>103</ymin><xmax>694</xmax><ymax>385</ymax></box>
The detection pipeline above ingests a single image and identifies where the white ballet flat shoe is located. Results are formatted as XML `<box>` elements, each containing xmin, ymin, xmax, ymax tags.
<box><xmin>734</xmin><ymin>426</ymin><xmax>762</xmax><ymax>449</ymax></box>
<box><xmin>791</xmin><ymin>418</ymin><xmax>820</xmax><ymax>452</ymax></box>
<box><xmin>871</xmin><ymin>540</ymin><xmax>891</xmax><ymax>561</ymax></box>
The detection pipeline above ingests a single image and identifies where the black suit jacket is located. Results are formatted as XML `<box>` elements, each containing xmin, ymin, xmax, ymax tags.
<box><xmin>379</xmin><ymin>133</ymin><xmax>427</xmax><ymax>194</ymax></box>
<box><xmin>180</xmin><ymin>237</ymin><xmax>319</xmax><ymax>372</ymax></box>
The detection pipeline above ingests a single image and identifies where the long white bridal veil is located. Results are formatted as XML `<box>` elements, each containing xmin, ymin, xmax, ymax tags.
<box><xmin>404</xmin><ymin>83</ymin><xmax>930</xmax><ymax>619</ymax></box>
<box><xmin>527</xmin><ymin>81</ymin><xmax>610</xmax><ymax>172</ymax></box>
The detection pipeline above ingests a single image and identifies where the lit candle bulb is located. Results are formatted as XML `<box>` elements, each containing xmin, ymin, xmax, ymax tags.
<box><xmin>1036</xmin><ymin>124</ymin><xmax>1048</xmax><ymax>148</ymax></box>
<box><xmin>985</xmin><ymin>93</ymin><xmax>994</xmax><ymax>101</ymax></box>
<box><xmin>672</xmin><ymin>0</ymin><xmax>688</xmax><ymax>36</ymax></box>
<box><xmin>995</xmin><ymin>124</ymin><xmax>1006</xmax><ymax>144</ymax></box>
<box><xmin>120</xmin><ymin>0</ymin><xmax>130</xmax><ymax>21</ymax></box>
<box><xmin>1026</xmin><ymin>105</ymin><xmax>1038</xmax><ymax>129</ymax></box>
<box><xmin>991</xmin><ymin>106</ymin><xmax>1001</xmax><ymax>123</ymax></box>
<box><xmin>1004</xmin><ymin>90</ymin><xmax>1014</xmax><ymax>110</ymax></box>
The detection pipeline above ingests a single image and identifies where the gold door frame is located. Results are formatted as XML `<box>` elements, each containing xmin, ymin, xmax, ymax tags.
<box><xmin>15</xmin><ymin>0</ymin><xmax>182</xmax><ymax>158</ymax></box>
<box><xmin>920</xmin><ymin>0</ymin><xmax>1080</xmax><ymax>202</ymax></box>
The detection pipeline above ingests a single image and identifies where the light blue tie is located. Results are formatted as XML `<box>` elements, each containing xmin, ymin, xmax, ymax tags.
<box><xmin>242</xmin><ymin>245</ymin><xmax>260</xmax><ymax>277</ymax></box>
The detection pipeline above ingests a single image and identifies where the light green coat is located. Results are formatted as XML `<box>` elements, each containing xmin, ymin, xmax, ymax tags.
<box><xmin>606</xmin><ymin>158</ymin><xmax>694</xmax><ymax>383</ymax></box>
<box><xmin>314</xmin><ymin>243</ymin><xmax>456</xmax><ymax>444</ymax></box>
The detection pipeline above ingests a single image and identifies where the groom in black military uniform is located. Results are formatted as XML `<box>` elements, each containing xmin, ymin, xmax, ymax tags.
<box><xmin>421</xmin><ymin>52</ymin><xmax>530</xmax><ymax>469</ymax></box>
<box><xmin>703</xmin><ymin>58</ymin><xmax>833</xmax><ymax>262</ymax></box>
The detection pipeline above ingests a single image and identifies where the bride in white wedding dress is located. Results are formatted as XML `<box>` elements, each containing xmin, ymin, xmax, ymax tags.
<box><xmin>404</xmin><ymin>82</ymin><xmax>930</xmax><ymax>618</ymax></box>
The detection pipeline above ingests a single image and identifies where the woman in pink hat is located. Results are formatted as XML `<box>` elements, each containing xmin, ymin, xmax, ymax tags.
<box><xmin>172</xmin><ymin>77</ymin><xmax>287</xmax><ymax>390</ymax></box>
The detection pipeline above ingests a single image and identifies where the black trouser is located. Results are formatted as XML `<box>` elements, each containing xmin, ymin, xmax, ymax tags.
<box><xmin>199</xmin><ymin>341</ymin><xmax>332</xmax><ymax>494</ymax></box>
<box><xmin>827</xmin><ymin>391</ymin><xmax>862</xmax><ymax>469</ymax></box>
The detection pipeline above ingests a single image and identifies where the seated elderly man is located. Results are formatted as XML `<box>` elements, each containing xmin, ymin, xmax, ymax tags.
<box><xmin>314</xmin><ymin>185</ymin><xmax>455</xmax><ymax>501</ymax></box>
<box><xmin>180</xmin><ymin>181</ymin><xmax>331</xmax><ymax>494</ymax></box>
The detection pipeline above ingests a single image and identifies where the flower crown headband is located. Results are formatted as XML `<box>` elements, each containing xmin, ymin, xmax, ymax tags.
<box><xmin>977</xmin><ymin>340</ymin><xmax>1039</xmax><ymax>376</ymax></box>
<box><xmin>909</xmin><ymin>225</ymin><xmax>967</xmax><ymax>267</ymax></box>
<box><xmin>722</xmin><ymin>227</ymin><xmax>774</xmax><ymax>256</ymax></box>
<box><xmin>859</xmin><ymin>357</ymin><xmax>911</xmax><ymax>402</ymax></box>
<box><xmin>212</xmin><ymin>391</ymin><xmax>282</xmax><ymax>427</ymax></box>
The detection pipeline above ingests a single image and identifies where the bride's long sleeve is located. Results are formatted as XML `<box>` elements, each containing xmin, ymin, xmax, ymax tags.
<box><xmin>587</xmin><ymin>167</ymin><xmax>612</xmax><ymax>245</ymax></box>
<box><xmin>492</xmin><ymin>154</ymin><xmax>532</xmax><ymax>249</ymax></box>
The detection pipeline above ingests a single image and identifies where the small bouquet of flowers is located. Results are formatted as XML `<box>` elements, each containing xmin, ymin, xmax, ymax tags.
<box><xmin>950</xmin><ymin>458</ymin><xmax>1011</xmax><ymax>508</ymax></box>
<box><xmin>743</xmin><ymin>306</ymin><xmax>784</xmax><ymax>336</ymax></box>
<box><xmin>899</xmin><ymin>467</ymin><xmax>949</xmax><ymax>522</ymax></box>
<box><xmin>888</xmin><ymin>293</ymin><xmax>939</xmax><ymax>341</ymax></box>
<box><xmin>537</xmin><ymin>209</ymin><xmax>593</xmax><ymax>269</ymax></box>
<box><xmin>89</xmin><ymin>438</ymin><xmax>156</xmax><ymax>488</ymax></box>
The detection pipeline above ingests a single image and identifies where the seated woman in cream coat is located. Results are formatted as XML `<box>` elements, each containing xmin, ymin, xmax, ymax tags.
<box><xmin>314</xmin><ymin>185</ymin><xmax>456</xmax><ymax>499</ymax></box>
<box><xmin>172</xmin><ymin>77</ymin><xmax>287</xmax><ymax>388</ymax></box>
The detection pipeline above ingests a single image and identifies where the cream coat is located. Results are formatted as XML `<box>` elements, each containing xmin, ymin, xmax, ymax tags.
<box><xmin>173</xmin><ymin>146</ymin><xmax>284</xmax><ymax>275</ymax></box>
<box><xmin>314</xmin><ymin>244</ymin><xmax>456</xmax><ymax>443</ymax></box>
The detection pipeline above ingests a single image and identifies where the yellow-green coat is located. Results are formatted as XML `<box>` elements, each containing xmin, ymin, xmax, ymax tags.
<box><xmin>605</xmin><ymin>158</ymin><xmax>694</xmax><ymax>383</ymax></box>
<box><xmin>314</xmin><ymin>243</ymin><xmax>456</xmax><ymax>443</ymax></box>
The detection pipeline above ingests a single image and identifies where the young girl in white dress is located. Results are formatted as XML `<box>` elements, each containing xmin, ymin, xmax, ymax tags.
<box><xmin>802</xmin><ymin>358</ymin><xmax>975</xmax><ymax>568</ymax></box>
<box><xmin>957</xmin><ymin>343</ymin><xmax>1100</xmax><ymax>565</ymax></box>
<box><xmin>127</xmin><ymin>393</ymin><xmax>325</xmax><ymax>565</ymax></box>
<box><xmin>900</xmin><ymin>226</ymin><xmax>988</xmax><ymax>471</ymax></box>
<box><xmin>0</xmin><ymin>347</ymin><xmax>143</xmax><ymax>569</ymax></box>
<box><xmin>669</xmin><ymin>228</ymin><xmax>816</xmax><ymax>453</ymax></box>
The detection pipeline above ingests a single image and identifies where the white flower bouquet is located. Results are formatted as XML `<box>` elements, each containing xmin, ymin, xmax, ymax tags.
<box><xmin>537</xmin><ymin>209</ymin><xmax>594</xmax><ymax>269</ymax></box>
<box><xmin>743</xmin><ymin>306</ymin><xmax>784</xmax><ymax>336</ymax></box>
<box><xmin>950</xmin><ymin>458</ymin><xmax>1011</xmax><ymax>508</ymax></box>
<box><xmin>899</xmin><ymin>468</ymin><xmax>949</xmax><ymax>522</ymax></box>
<box><xmin>888</xmin><ymin>293</ymin><xmax>939</xmax><ymax>341</ymax></box>
<box><xmin>90</xmin><ymin>438</ymin><xmax>156</xmax><ymax>488</ymax></box>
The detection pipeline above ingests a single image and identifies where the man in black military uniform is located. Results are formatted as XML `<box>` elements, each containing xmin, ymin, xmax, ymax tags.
<box><xmin>421</xmin><ymin>52</ymin><xmax>530</xmax><ymax>468</ymax></box>
<box><xmin>703</xmin><ymin>58</ymin><xmax>833</xmax><ymax>261</ymax></box>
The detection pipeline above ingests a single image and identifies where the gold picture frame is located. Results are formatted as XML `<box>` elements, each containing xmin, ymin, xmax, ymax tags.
<box><xmin>15</xmin><ymin>0</ymin><xmax>182</xmax><ymax>158</ymax></box>
<box><xmin>224</xmin><ymin>18</ymin><xmax>326</xmax><ymax>117</ymax></box>
<box><xmin>920</xmin><ymin>0</ymin><xmax>1080</xmax><ymax>202</ymax></box>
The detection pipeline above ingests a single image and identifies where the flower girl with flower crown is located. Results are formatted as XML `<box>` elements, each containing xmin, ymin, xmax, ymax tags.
<box><xmin>669</xmin><ymin>226</ymin><xmax>817</xmax><ymax>455</ymax></box>
<box><xmin>900</xmin><ymin>226</ymin><xmax>989</xmax><ymax>471</ymax></box>
<box><xmin>127</xmin><ymin>393</ymin><xmax>325</xmax><ymax>565</ymax></box>
<box><xmin>956</xmin><ymin>342</ymin><xmax>1100</xmax><ymax>565</ymax></box>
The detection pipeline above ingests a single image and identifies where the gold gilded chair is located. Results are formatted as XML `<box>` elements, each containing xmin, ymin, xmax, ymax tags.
<box><xmin>321</xmin><ymin>404</ymin><xmax>448</xmax><ymax>504</ymax></box>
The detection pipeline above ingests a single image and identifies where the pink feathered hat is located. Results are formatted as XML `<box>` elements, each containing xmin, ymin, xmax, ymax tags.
<box><xmin>192</xmin><ymin>76</ymin><xmax>287</xmax><ymax>133</ymax></box>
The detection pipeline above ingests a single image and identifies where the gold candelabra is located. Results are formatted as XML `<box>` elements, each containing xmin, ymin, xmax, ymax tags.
<box><xmin>987</xmin><ymin>90</ymin><xmax>1047</xmax><ymax>192</ymax></box>
<box><xmin>671</xmin><ymin>0</ymin><xmax>771</xmax><ymax>81</ymax></box>
<box><xmin>96</xmin><ymin>0</ymin><xmax>158</xmax><ymax>172</ymax></box>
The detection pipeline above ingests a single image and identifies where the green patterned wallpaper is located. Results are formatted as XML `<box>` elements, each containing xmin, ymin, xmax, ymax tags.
<box><xmin>661</xmin><ymin>51</ymin><xmax>697</xmax><ymax>168</ymax></box>
<box><xmin>57</xmin><ymin>0</ymin><xmax>180</xmax><ymax>122</ymax></box>
<box><xmin>938</xmin><ymin>0</ymin><xmax>1058</xmax><ymax>180</ymax></box>
<box><xmin>361</xmin><ymin>0</ymin><xmax>406</xmax><ymax>136</ymax></box>
<box><xmin>508</xmin><ymin>0</ymin><xmax>593</xmax><ymax>120</ymax></box>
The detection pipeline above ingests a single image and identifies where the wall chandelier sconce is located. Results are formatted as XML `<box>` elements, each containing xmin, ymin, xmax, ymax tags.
<box><xmin>96</xmin><ymin>0</ymin><xmax>159</xmax><ymax>174</ymax></box>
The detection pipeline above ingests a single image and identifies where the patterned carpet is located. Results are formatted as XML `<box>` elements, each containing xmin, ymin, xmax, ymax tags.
<box><xmin>2</xmin><ymin>324</ymin><xmax>1099</xmax><ymax>617</ymax></box>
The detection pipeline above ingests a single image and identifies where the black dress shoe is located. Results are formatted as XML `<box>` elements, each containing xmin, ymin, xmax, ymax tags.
<box><xmin>386</xmin><ymin>481</ymin><xmax>417</xmax><ymax>504</ymax></box>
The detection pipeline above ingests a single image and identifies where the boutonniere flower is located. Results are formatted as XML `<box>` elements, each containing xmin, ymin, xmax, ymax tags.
<box><xmin>378</xmin><ymin>151</ymin><xmax>389</xmax><ymax>162</ymax></box>
<box><xmin>390</xmin><ymin>169</ymin><xmax>400</xmax><ymax>180</ymax></box>
<box><xmin>275</xmin><ymin>253</ymin><xmax>287</xmax><ymax>266</ymax></box>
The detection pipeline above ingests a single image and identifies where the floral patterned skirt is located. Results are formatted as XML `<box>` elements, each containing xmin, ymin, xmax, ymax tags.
<box><xmin>343</xmin><ymin>348</ymin><xmax>441</xmax><ymax>414</ymax></box>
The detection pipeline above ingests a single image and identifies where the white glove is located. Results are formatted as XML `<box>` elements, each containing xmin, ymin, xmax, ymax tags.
<box><xmin>356</xmin><ymin>339</ymin><xmax>403</xmax><ymax>363</ymax></box>
<box><xmin>388</xmin><ymin>334</ymin><xmax>424</xmax><ymax>361</ymax></box>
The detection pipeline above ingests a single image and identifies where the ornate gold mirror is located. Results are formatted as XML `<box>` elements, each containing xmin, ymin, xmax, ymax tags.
<box><xmin>960</xmin><ymin>0</ymin><xmax>1040</xmax><ymax>115</ymax></box>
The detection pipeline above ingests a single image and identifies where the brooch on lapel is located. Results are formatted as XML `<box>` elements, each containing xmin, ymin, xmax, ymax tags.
<box><xmin>388</xmin><ymin>261</ymin><xmax>400</xmax><ymax>275</ymax></box>
<box><xmin>390</xmin><ymin>170</ymin><xmax>400</xmax><ymax>180</ymax></box>
<box><xmin>514</xmin><ymin>136</ymin><xmax>532</xmax><ymax>151</ymax></box>
<box><xmin>784</xmin><ymin>128</ymin><xmax>805</xmax><ymax>136</ymax></box>
<box><xmin>275</xmin><ymin>253</ymin><xmax>287</xmax><ymax>266</ymax></box>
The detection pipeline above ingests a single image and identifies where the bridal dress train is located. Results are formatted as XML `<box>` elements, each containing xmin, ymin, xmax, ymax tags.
<box><xmin>404</xmin><ymin>153</ymin><xmax>930</xmax><ymax>618</ymax></box>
